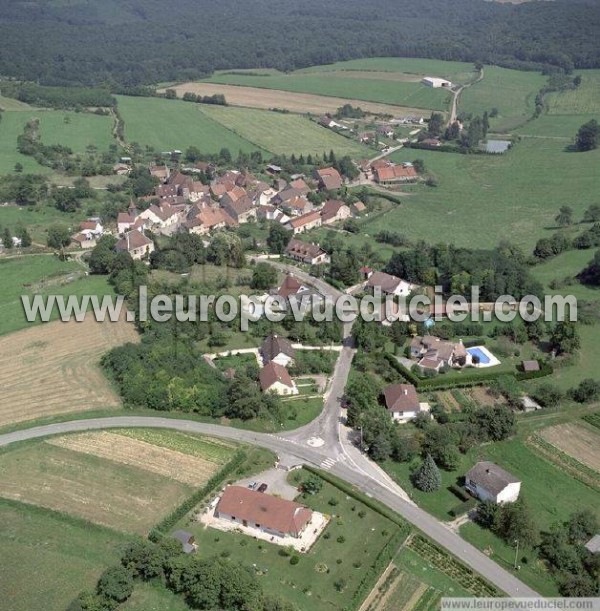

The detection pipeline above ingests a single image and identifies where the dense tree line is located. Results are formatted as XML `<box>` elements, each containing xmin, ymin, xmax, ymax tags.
<box><xmin>384</xmin><ymin>241</ymin><xmax>542</xmax><ymax>301</ymax></box>
<box><xmin>70</xmin><ymin>538</ymin><xmax>298</xmax><ymax>610</ymax></box>
<box><xmin>1</xmin><ymin>0</ymin><xmax>598</xmax><ymax>87</ymax></box>
<box><xmin>1</xmin><ymin>82</ymin><xmax>115</xmax><ymax>109</ymax></box>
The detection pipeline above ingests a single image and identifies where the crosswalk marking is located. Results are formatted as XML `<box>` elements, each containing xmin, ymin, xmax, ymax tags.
<box><xmin>320</xmin><ymin>457</ymin><xmax>337</xmax><ymax>470</ymax></box>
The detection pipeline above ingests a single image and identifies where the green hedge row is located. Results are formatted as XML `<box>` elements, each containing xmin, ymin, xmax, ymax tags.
<box><xmin>462</xmin><ymin>338</ymin><xmax>487</xmax><ymax>348</ymax></box>
<box><xmin>449</xmin><ymin>498</ymin><xmax>478</xmax><ymax>518</ymax></box>
<box><xmin>149</xmin><ymin>450</ymin><xmax>246</xmax><ymax>541</ymax></box>
<box><xmin>449</xmin><ymin>484</ymin><xmax>471</xmax><ymax>502</ymax></box>
<box><xmin>515</xmin><ymin>361</ymin><xmax>553</xmax><ymax>381</ymax></box>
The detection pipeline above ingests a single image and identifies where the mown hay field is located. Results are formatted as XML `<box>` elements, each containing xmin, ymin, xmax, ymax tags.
<box><xmin>538</xmin><ymin>423</ymin><xmax>600</xmax><ymax>473</ymax></box>
<box><xmin>0</xmin><ymin>430</ymin><xmax>236</xmax><ymax>534</ymax></box>
<box><xmin>201</xmin><ymin>105</ymin><xmax>369</xmax><ymax>156</ymax></box>
<box><xmin>163</xmin><ymin>82</ymin><xmax>430</xmax><ymax>117</ymax></box>
<box><xmin>0</xmin><ymin>315</ymin><xmax>139</xmax><ymax>428</ymax></box>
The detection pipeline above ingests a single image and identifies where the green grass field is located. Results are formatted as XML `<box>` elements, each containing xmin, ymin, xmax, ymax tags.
<box><xmin>204</xmin><ymin>71</ymin><xmax>452</xmax><ymax>111</ymax></box>
<box><xmin>459</xmin><ymin>66</ymin><xmax>547</xmax><ymax>131</ymax></box>
<box><xmin>516</xmin><ymin>114</ymin><xmax>592</xmax><ymax>139</ymax></box>
<box><xmin>295</xmin><ymin>57</ymin><xmax>476</xmax><ymax>84</ymax></box>
<box><xmin>0</xmin><ymin>499</ymin><xmax>127</xmax><ymax>611</ymax></box>
<box><xmin>0</xmin><ymin>255</ymin><xmax>114</xmax><ymax>335</ymax></box>
<box><xmin>116</xmin><ymin>95</ymin><xmax>267</xmax><ymax>155</ymax></box>
<box><xmin>0</xmin><ymin>95</ymin><xmax>36</xmax><ymax>111</ymax></box>
<box><xmin>202</xmin><ymin>105</ymin><xmax>370</xmax><ymax>156</ymax></box>
<box><xmin>380</xmin><ymin>137</ymin><xmax>600</xmax><ymax>251</ymax></box>
<box><xmin>547</xmin><ymin>70</ymin><xmax>600</xmax><ymax>115</ymax></box>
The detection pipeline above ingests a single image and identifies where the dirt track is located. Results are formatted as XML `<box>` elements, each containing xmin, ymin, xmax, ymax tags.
<box><xmin>159</xmin><ymin>82</ymin><xmax>428</xmax><ymax>118</ymax></box>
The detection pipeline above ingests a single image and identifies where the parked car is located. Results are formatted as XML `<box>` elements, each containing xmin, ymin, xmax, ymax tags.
<box><xmin>257</xmin><ymin>483</ymin><xmax>268</xmax><ymax>493</ymax></box>
<box><xmin>247</xmin><ymin>482</ymin><xmax>257</xmax><ymax>490</ymax></box>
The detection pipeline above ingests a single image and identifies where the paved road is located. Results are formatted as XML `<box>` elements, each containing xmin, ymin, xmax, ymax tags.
<box><xmin>0</xmin><ymin>415</ymin><xmax>538</xmax><ymax>597</ymax></box>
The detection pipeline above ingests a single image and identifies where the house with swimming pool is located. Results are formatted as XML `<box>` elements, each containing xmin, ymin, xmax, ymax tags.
<box><xmin>410</xmin><ymin>335</ymin><xmax>500</xmax><ymax>371</ymax></box>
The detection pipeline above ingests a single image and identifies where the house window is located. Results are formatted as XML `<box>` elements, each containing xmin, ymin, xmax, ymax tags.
<box><xmin>255</xmin><ymin>523</ymin><xmax>260</xmax><ymax>528</ymax></box>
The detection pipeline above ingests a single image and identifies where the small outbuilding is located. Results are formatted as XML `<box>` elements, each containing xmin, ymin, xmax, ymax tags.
<box><xmin>521</xmin><ymin>360</ymin><xmax>540</xmax><ymax>373</ymax></box>
<box><xmin>584</xmin><ymin>534</ymin><xmax>600</xmax><ymax>554</ymax></box>
<box><xmin>172</xmin><ymin>530</ymin><xmax>198</xmax><ymax>554</ymax></box>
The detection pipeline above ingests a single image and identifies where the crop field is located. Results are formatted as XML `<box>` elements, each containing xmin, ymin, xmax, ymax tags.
<box><xmin>116</xmin><ymin>95</ymin><xmax>266</xmax><ymax>155</ymax></box>
<box><xmin>203</xmin><ymin>70</ymin><xmax>452</xmax><ymax>111</ymax></box>
<box><xmin>48</xmin><ymin>431</ymin><xmax>226</xmax><ymax>486</ymax></box>
<box><xmin>202</xmin><ymin>106</ymin><xmax>369</xmax><ymax>156</ymax></box>
<box><xmin>547</xmin><ymin>70</ymin><xmax>600</xmax><ymax>115</ymax></box>
<box><xmin>0</xmin><ymin>499</ymin><xmax>126</xmax><ymax>611</ymax></box>
<box><xmin>537</xmin><ymin>423</ymin><xmax>600</xmax><ymax>473</ymax></box>
<box><xmin>379</xmin><ymin>137</ymin><xmax>600</xmax><ymax>251</ymax></box>
<box><xmin>362</xmin><ymin>565</ymin><xmax>440</xmax><ymax>611</ymax></box>
<box><xmin>0</xmin><ymin>315</ymin><xmax>138</xmax><ymax>428</ymax></box>
<box><xmin>459</xmin><ymin>66</ymin><xmax>547</xmax><ymax>131</ymax></box>
<box><xmin>0</xmin><ymin>429</ymin><xmax>235</xmax><ymax>534</ymax></box>
<box><xmin>160</xmin><ymin>82</ymin><xmax>427</xmax><ymax>118</ymax></box>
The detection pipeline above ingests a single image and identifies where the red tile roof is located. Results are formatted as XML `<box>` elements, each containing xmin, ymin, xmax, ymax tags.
<box><xmin>259</xmin><ymin>361</ymin><xmax>295</xmax><ymax>392</ymax></box>
<box><xmin>216</xmin><ymin>486</ymin><xmax>313</xmax><ymax>537</ymax></box>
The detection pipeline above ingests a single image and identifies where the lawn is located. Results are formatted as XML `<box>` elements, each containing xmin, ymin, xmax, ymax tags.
<box><xmin>116</xmin><ymin>95</ymin><xmax>266</xmax><ymax>155</ymax></box>
<box><xmin>202</xmin><ymin>105</ymin><xmax>370</xmax><ymax>157</ymax></box>
<box><xmin>0</xmin><ymin>498</ymin><xmax>127</xmax><ymax>611</ymax></box>
<box><xmin>547</xmin><ymin>70</ymin><xmax>600</xmax><ymax>115</ymax></box>
<box><xmin>0</xmin><ymin>430</ymin><xmax>236</xmax><ymax>534</ymax></box>
<box><xmin>459</xmin><ymin>66</ymin><xmax>547</xmax><ymax>131</ymax></box>
<box><xmin>177</xmin><ymin>469</ymin><xmax>405</xmax><ymax>611</ymax></box>
<box><xmin>121</xmin><ymin>582</ymin><xmax>190</xmax><ymax>611</ymax></box>
<box><xmin>384</xmin><ymin>436</ymin><xmax>600</xmax><ymax>527</ymax></box>
<box><xmin>516</xmin><ymin>114</ymin><xmax>592</xmax><ymax>139</ymax></box>
<box><xmin>381</xmin><ymin>137</ymin><xmax>600</xmax><ymax>251</ymax></box>
<box><xmin>204</xmin><ymin>71</ymin><xmax>452</xmax><ymax>111</ymax></box>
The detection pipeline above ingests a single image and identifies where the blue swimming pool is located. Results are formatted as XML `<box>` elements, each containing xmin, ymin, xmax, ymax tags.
<box><xmin>467</xmin><ymin>347</ymin><xmax>490</xmax><ymax>364</ymax></box>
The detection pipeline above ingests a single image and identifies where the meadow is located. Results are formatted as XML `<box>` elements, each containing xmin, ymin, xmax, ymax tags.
<box><xmin>0</xmin><ymin>109</ymin><xmax>114</xmax><ymax>174</ymax></box>
<box><xmin>204</xmin><ymin>70</ymin><xmax>452</xmax><ymax>111</ymax></box>
<box><xmin>202</xmin><ymin>105</ymin><xmax>369</xmax><ymax>156</ymax></box>
<box><xmin>116</xmin><ymin>95</ymin><xmax>266</xmax><ymax>156</ymax></box>
<box><xmin>459</xmin><ymin>66</ymin><xmax>547</xmax><ymax>131</ymax></box>
<box><xmin>0</xmin><ymin>499</ymin><xmax>127</xmax><ymax>611</ymax></box>
<box><xmin>0</xmin><ymin>254</ymin><xmax>115</xmax><ymax>335</ymax></box>
<box><xmin>375</xmin><ymin>137</ymin><xmax>600</xmax><ymax>251</ymax></box>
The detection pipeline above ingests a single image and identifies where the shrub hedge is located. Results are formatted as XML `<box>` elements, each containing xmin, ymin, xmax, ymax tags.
<box><xmin>449</xmin><ymin>498</ymin><xmax>478</xmax><ymax>518</ymax></box>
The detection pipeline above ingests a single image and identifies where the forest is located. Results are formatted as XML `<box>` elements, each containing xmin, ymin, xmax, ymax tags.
<box><xmin>0</xmin><ymin>0</ymin><xmax>598</xmax><ymax>86</ymax></box>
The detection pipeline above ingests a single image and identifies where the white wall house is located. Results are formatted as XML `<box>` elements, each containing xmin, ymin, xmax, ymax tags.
<box><xmin>465</xmin><ymin>461</ymin><xmax>521</xmax><ymax>504</ymax></box>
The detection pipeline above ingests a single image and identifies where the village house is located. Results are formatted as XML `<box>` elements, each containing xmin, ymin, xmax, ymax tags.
<box><xmin>79</xmin><ymin>220</ymin><xmax>104</xmax><ymax>237</ymax></box>
<box><xmin>138</xmin><ymin>204</ymin><xmax>180</xmax><ymax>230</ymax></box>
<box><xmin>215</xmin><ymin>486</ymin><xmax>313</xmax><ymax>538</ymax></box>
<box><xmin>352</xmin><ymin>201</ymin><xmax>367</xmax><ymax>215</ymax></box>
<box><xmin>71</xmin><ymin>232</ymin><xmax>97</xmax><ymax>249</ymax></box>
<box><xmin>289</xmin><ymin>177</ymin><xmax>311</xmax><ymax>195</ymax></box>
<box><xmin>117</xmin><ymin>211</ymin><xmax>135</xmax><ymax>235</ymax></box>
<box><xmin>320</xmin><ymin>199</ymin><xmax>351</xmax><ymax>225</ymax></box>
<box><xmin>383</xmin><ymin>383</ymin><xmax>427</xmax><ymax>422</ymax></box>
<box><xmin>115</xmin><ymin>230</ymin><xmax>155</xmax><ymax>260</ymax></box>
<box><xmin>285</xmin><ymin>238</ymin><xmax>329</xmax><ymax>265</ymax></box>
<box><xmin>410</xmin><ymin>335</ymin><xmax>469</xmax><ymax>371</ymax></box>
<box><xmin>274</xmin><ymin>274</ymin><xmax>308</xmax><ymax>299</ymax></box>
<box><xmin>373</xmin><ymin>163</ymin><xmax>418</xmax><ymax>185</ymax></box>
<box><xmin>284</xmin><ymin>195</ymin><xmax>313</xmax><ymax>217</ymax></box>
<box><xmin>420</xmin><ymin>138</ymin><xmax>441</xmax><ymax>148</ymax></box>
<box><xmin>286</xmin><ymin>210</ymin><xmax>322</xmax><ymax>235</ymax></box>
<box><xmin>220</xmin><ymin>195</ymin><xmax>257</xmax><ymax>224</ymax></box>
<box><xmin>465</xmin><ymin>462</ymin><xmax>521</xmax><ymax>504</ymax></box>
<box><xmin>113</xmin><ymin>163</ymin><xmax>131</xmax><ymax>176</ymax></box>
<box><xmin>183</xmin><ymin>207</ymin><xmax>237</xmax><ymax>235</ymax></box>
<box><xmin>249</xmin><ymin>182</ymin><xmax>276</xmax><ymax>206</ymax></box>
<box><xmin>259</xmin><ymin>361</ymin><xmax>298</xmax><ymax>395</ymax></box>
<box><xmin>260</xmin><ymin>334</ymin><xmax>296</xmax><ymax>367</ymax></box>
<box><xmin>256</xmin><ymin>205</ymin><xmax>291</xmax><ymax>226</ymax></box>
<box><xmin>188</xmin><ymin>181</ymin><xmax>210</xmax><ymax>202</ymax></box>
<box><xmin>150</xmin><ymin>165</ymin><xmax>170</xmax><ymax>183</ymax></box>
<box><xmin>314</xmin><ymin>167</ymin><xmax>343</xmax><ymax>191</ymax></box>
<box><xmin>367</xmin><ymin>271</ymin><xmax>414</xmax><ymax>297</ymax></box>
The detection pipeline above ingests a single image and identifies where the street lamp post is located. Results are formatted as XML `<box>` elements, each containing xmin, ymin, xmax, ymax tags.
<box><xmin>514</xmin><ymin>539</ymin><xmax>519</xmax><ymax>570</ymax></box>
